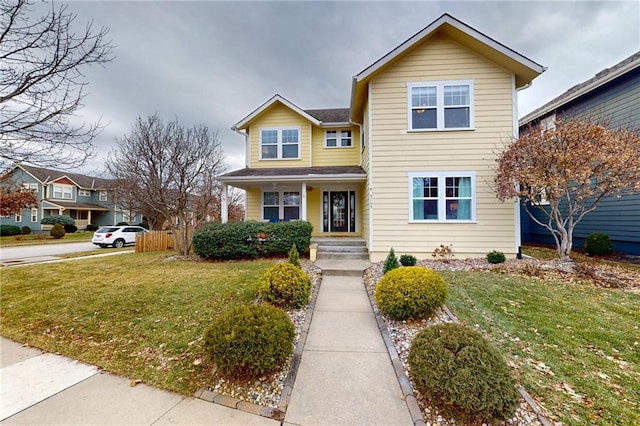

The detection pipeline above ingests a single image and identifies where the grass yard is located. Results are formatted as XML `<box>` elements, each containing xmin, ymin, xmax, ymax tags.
<box><xmin>442</xmin><ymin>270</ymin><xmax>639</xmax><ymax>425</ymax></box>
<box><xmin>0</xmin><ymin>231</ymin><xmax>92</xmax><ymax>246</ymax></box>
<box><xmin>0</xmin><ymin>252</ymin><xmax>275</xmax><ymax>394</ymax></box>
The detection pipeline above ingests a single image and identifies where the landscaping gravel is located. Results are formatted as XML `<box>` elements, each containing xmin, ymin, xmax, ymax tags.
<box><xmin>204</xmin><ymin>259</ymin><xmax>321</xmax><ymax>408</ymax></box>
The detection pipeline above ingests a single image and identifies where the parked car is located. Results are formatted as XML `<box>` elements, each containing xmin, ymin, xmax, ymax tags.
<box><xmin>91</xmin><ymin>226</ymin><xmax>148</xmax><ymax>248</ymax></box>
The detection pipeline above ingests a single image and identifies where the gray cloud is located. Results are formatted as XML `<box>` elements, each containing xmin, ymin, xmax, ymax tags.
<box><xmin>40</xmin><ymin>1</ymin><xmax>638</xmax><ymax>173</ymax></box>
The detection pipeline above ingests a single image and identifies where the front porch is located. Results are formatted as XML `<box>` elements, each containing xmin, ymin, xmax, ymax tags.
<box><xmin>219</xmin><ymin>166</ymin><xmax>367</xmax><ymax>237</ymax></box>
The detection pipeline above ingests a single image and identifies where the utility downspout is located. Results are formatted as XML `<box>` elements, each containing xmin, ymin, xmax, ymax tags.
<box><xmin>231</xmin><ymin>126</ymin><xmax>250</xmax><ymax>221</ymax></box>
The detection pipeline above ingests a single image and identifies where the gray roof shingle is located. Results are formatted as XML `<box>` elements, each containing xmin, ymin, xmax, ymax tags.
<box><xmin>19</xmin><ymin>164</ymin><xmax>113</xmax><ymax>189</ymax></box>
<box><xmin>304</xmin><ymin>108</ymin><xmax>350</xmax><ymax>123</ymax></box>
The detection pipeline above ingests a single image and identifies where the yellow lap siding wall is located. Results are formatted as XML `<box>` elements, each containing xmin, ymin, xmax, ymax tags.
<box><xmin>368</xmin><ymin>34</ymin><xmax>517</xmax><ymax>261</ymax></box>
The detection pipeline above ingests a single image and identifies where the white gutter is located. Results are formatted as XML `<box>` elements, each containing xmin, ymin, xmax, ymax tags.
<box><xmin>220</xmin><ymin>174</ymin><xmax>367</xmax><ymax>184</ymax></box>
<box><xmin>231</xmin><ymin>126</ymin><xmax>250</xmax><ymax>167</ymax></box>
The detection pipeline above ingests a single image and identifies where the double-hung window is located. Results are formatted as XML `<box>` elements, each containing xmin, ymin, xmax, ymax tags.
<box><xmin>408</xmin><ymin>80</ymin><xmax>474</xmax><ymax>130</ymax></box>
<box><xmin>325</xmin><ymin>130</ymin><xmax>352</xmax><ymax>148</ymax></box>
<box><xmin>99</xmin><ymin>191</ymin><xmax>108</xmax><ymax>201</ymax></box>
<box><xmin>409</xmin><ymin>172</ymin><xmax>475</xmax><ymax>222</ymax></box>
<box><xmin>262</xmin><ymin>191</ymin><xmax>300</xmax><ymax>222</ymax></box>
<box><xmin>78</xmin><ymin>189</ymin><xmax>91</xmax><ymax>197</ymax></box>
<box><xmin>260</xmin><ymin>128</ymin><xmax>300</xmax><ymax>159</ymax></box>
<box><xmin>52</xmin><ymin>184</ymin><xmax>73</xmax><ymax>199</ymax></box>
<box><xmin>31</xmin><ymin>208</ymin><xmax>38</xmax><ymax>222</ymax></box>
<box><xmin>22</xmin><ymin>183</ymin><xmax>38</xmax><ymax>193</ymax></box>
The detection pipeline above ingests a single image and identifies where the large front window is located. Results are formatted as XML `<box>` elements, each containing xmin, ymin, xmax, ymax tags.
<box><xmin>260</xmin><ymin>128</ymin><xmax>300</xmax><ymax>159</ymax></box>
<box><xmin>408</xmin><ymin>80</ymin><xmax>473</xmax><ymax>130</ymax></box>
<box><xmin>263</xmin><ymin>191</ymin><xmax>300</xmax><ymax>221</ymax></box>
<box><xmin>410</xmin><ymin>172</ymin><xmax>475</xmax><ymax>222</ymax></box>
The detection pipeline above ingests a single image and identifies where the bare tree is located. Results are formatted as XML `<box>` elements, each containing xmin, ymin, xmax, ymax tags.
<box><xmin>1</xmin><ymin>0</ymin><xmax>113</xmax><ymax>168</ymax></box>
<box><xmin>107</xmin><ymin>115</ymin><xmax>227</xmax><ymax>255</ymax></box>
<box><xmin>495</xmin><ymin>117</ymin><xmax>640</xmax><ymax>260</ymax></box>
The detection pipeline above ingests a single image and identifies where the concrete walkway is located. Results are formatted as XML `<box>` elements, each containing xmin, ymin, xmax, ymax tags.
<box><xmin>284</xmin><ymin>265</ymin><xmax>413</xmax><ymax>425</ymax></box>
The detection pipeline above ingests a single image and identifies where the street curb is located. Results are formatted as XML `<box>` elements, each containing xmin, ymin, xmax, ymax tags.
<box><xmin>365</xmin><ymin>268</ymin><xmax>553</xmax><ymax>426</ymax></box>
<box><xmin>194</xmin><ymin>262</ymin><xmax>322</xmax><ymax>421</ymax></box>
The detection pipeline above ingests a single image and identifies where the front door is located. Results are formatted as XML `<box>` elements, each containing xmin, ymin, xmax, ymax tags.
<box><xmin>330</xmin><ymin>192</ymin><xmax>349</xmax><ymax>232</ymax></box>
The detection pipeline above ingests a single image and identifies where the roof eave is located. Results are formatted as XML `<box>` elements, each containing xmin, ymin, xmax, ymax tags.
<box><xmin>220</xmin><ymin>174</ymin><xmax>367</xmax><ymax>184</ymax></box>
<box><xmin>233</xmin><ymin>94</ymin><xmax>322</xmax><ymax>130</ymax></box>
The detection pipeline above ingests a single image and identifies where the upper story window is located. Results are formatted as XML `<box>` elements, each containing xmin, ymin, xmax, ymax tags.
<box><xmin>408</xmin><ymin>80</ymin><xmax>474</xmax><ymax>131</ymax></box>
<box><xmin>325</xmin><ymin>130</ymin><xmax>352</xmax><ymax>148</ymax></box>
<box><xmin>409</xmin><ymin>172</ymin><xmax>476</xmax><ymax>222</ymax></box>
<box><xmin>22</xmin><ymin>183</ymin><xmax>38</xmax><ymax>193</ymax></box>
<box><xmin>99</xmin><ymin>191</ymin><xmax>108</xmax><ymax>201</ymax></box>
<box><xmin>260</xmin><ymin>127</ymin><xmax>300</xmax><ymax>160</ymax></box>
<box><xmin>78</xmin><ymin>189</ymin><xmax>91</xmax><ymax>197</ymax></box>
<box><xmin>52</xmin><ymin>184</ymin><xmax>73</xmax><ymax>200</ymax></box>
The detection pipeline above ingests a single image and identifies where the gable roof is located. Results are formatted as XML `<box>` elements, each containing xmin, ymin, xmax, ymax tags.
<box><xmin>13</xmin><ymin>164</ymin><xmax>112</xmax><ymax>189</ymax></box>
<box><xmin>350</xmin><ymin>13</ymin><xmax>546</xmax><ymax>119</ymax></box>
<box><xmin>232</xmin><ymin>94</ymin><xmax>322</xmax><ymax>131</ymax></box>
<box><xmin>304</xmin><ymin>108</ymin><xmax>350</xmax><ymax>124</ymax></box>
<box><xmin>520</xmin><ymin>51</ymin><xmax>640</xmax><ymax>126</ymax></box>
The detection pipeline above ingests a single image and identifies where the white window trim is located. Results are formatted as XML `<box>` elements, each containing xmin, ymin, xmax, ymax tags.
<box><xmin>52</xmin><ymin>184</ymin><xmax>74</xmax><ymax>200</ymax></box>
<box><xmin>15</xmin><ymin>213</ymin><xmax>22</xmax><ymax>223</ymax></box>
<box><xmin>99</xmin><ymin>191</ymin><xmax>108</xmax><ymax>201</ymax></box>
<box><xmin>261</xmin><ymin>190</ymin><xmax>301</xmax><ymax>221</ymax></box>
<box><xmin>324</xmin><ymin>129</ymin><xmax>353</xmax><ymax>148</ymax></box>
<box><xmin>22</xmin><ymin>183</ymin><xmax>38</xmax><ymax>193</ymax></box>
<box><xmin>408</xmin><ymin>171</ymin><xmax>477</xmax><ymax>223</ymax></box>
<box><xmin>407</xmin><ymin>80</ymin><xmax>474</xmax><ymax>131</ymax></box>
<box><xmin>259</xmin><ymin>127</ymin><xmax>301</xmax><ymax>160</ymax></box>
<box><xmin>31</xmin><ymin>208</ymin><xmax>38</xmax><ymax>222</ymax></box>
<box><xmin>78</xmin><ymin>189</ymin><xmax>91</xmax><ymax>197</ymax></box>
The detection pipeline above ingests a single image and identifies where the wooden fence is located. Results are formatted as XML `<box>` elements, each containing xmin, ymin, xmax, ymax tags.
<box><xmin>135</xmin><ymin>230</ymin><xmax>175</xmax><ymax>253</ymax></box>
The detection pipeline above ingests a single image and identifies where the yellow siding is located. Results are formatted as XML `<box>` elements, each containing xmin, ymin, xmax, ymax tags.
<box><xmin>311</xmin><ymin>125</ymin><xmax>361</xmax><ymax>166</ymax></box>
<box><xmin>248</xmin><ymin>103</ymin><xmax>312</xmax><ymax>168</ymax></box>
<box><xmin>368</xmin><ymin>34</ymin><xmax>517</xmax><ymax>260</ymax></box>
<box><xmin>306</xmin><ymin>190</ymin><xmax>322</xmax><ymax>235</ymax></box>
<box><xmin>246</xmin><ymin>188</ymin><xmax>262</xmax><ymax>221</ymax></box>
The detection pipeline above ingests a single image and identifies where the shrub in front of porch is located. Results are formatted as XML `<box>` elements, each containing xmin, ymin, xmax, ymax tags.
<box><xmin>258</xmin><ymin>263</ymin><xmax>311</xmax><ymax>309</ymax></box>
<box><xmin>193</xmin><ymin>220</ymin><xmax>313</xmax><ymax>260</ymax></box>
<box><xmin>41</xmin><ymin>214</ymin><xmax>75</xmax><ymax>226</ymax></box>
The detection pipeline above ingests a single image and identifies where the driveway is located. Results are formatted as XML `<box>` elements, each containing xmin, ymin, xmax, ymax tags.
<box><xmin>0</xmin><ymin>242</ymin><xmax>100</xmax><ymax>263</ymax></box>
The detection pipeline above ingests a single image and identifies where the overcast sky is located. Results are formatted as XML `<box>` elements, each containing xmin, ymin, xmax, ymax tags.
<box><xmin>33</xmin><ymin>1</ymin><xmax>640</xmax><ymax>175</ymax></box>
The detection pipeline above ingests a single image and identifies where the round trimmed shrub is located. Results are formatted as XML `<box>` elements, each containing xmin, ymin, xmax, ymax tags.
<box><xmin>400</xmin><ymin>254</ymin><xmax>417</xmax><ymax>266</ymax></box>
<box><xmin>408</xmin><ymin>323</ymin><xmax>518</xmax><ymax>422</ymax></box>
<box><xmin>204</xmin><ymin>304</ymin><xmax>295</xmax><ymax>379</ymax></box>
<box><xmin>258</xmin><ymin>263</ymin><xmax>311</xmax><ymax>309</ymax></box>
<box><xmin>486</xmin><ymin>250</ymin><xmax>506</xmax><ymax>264</ymax></box>
<box><xmin>64</xmin><ymin>224</ymin><xmax>78</xmax><ymax>233</ymax></box>
<box><xmin>50</xmin><ymin>223</ymin><xmax>65</xmax><ymax>239</ymax></box>
<box><xmin>374</xmin><ymin>266</ymin><xmax>447</xmax><ymax>320</ymax></box>
<box><xmin>41</xmin><ymin>214</ymin><xmax>74</xmax><ymax>226</ymax></box>
<box><xmin>584</xmin><ymin>232</ymin><xmax>614</xmax><ymax>256</ymax></box>
<box><xmin>0</xmin><ymin>225</ymin><xmax>21</xmax><ymax>236</ymax></box>
<box><xmin>86</xmin><ymin>223</ymin><xmax>99</xmax><ymax>231</ymax></box>
<box><xmin>20</xmin><ymin>226</ymin><xmax>32</xmax><ymax>235</ymax></box>
<box><xmin>116</xmin><ymin>221</ymin><xmax>129</xmax><ymax>226</ymax></box>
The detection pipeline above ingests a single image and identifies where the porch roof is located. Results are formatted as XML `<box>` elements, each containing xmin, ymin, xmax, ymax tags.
<box><xmin>42</xmin><ymin>200</ymin><xmax>110</xmax><ymax>211</ymax></box>
<box><xmin>219</xmin><ymin>166</ymin><xmax>366</xmax><ymax>185</ymax></box>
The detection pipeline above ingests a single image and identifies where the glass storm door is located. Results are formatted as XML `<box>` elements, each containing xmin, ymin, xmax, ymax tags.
<box><xmin>330</xmin><ymin>192</ymin><xmax>348</xmax><ymax>232</ymax></box>
<box><xmin>323</xmin><ymin>191</ymin><xmax>356</xmax><ymax>232</ymax></box>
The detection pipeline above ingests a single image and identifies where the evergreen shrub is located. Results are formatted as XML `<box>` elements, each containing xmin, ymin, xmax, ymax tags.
<box><xmin>64</xmin><ymin>224</ymin><xmax>78</xmax><ymax>233</ymax></box>
<box><xmin>383</xmin><ymin>247</ymin><xmax>400</xmax><ymax>274</ymax></box>
<box><xmin>408</xmin><ymin>323</ymin><xmax>519</xmax><ymax>422</ymax></box>
<box><xmin>204</xmin><ymin>304</ymin><xmax>294</xmax><ymax>379</ymax></box>
<box><xmin>584</xmin><ymin>232</ymin><xmax>614</xmax><ymax>256</ymax></box>
<box><xmin>375</xmin><ymin>266</ymin><xmax>447</xmax><ymax>320</ymax></box>
<box><xmin>193</xmin><ymin>220</ymin><xmax>313</xmax><ymax>259</ymax></box>
<box><xmin>400</xmin><ymin>254</ymin><xmax>417</xmax><ymax>266</ymax></box>
<box><xmin>486</xmin><ymin>250</ymin><xmax>506</xmax><ymax>264</ymax></box>
<box><xmin>50</xmin><ymin>223</ymin><xmax>65</xmax><ymax>239</ymax></box>
<box><xmin>20</xmin><ymin>226</ymin><xmax>31</xmax><ymax>235</ymax></box>
<box><xmin>41</xmin><ymin>214</ymin><xmax>75</xmax><ymax>226</ymax></box>
<box><xmin>0</xmin><ymin>225</ymin><xmax>21</xmax><ymax>236</ymax></box>
<box><xmin>259</xmin><ymin>263</ymin><xmax>311</xmax><ymax>309</ymax></box>
<box><xmin>86</xmin><ymin>224</ymin><xmax>99</xmax><ymax>231</ymax></box>
<box><xmin>116</xmin><ymin>221</ymin><xmax>129</xmax><ymax>226</ymax></box>
<box><xmin>288</xmin><ymin>244</ymin><xmax>300</xmax><ymax>267</ymax></box>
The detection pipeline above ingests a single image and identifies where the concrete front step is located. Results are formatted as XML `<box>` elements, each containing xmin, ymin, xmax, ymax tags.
<box><xmin>316</xmin><ymin>252</ymin><xmax>370</xmax><ymax>261</ymax></box>
<box><xmin>311</xmin><ymin>237</ymin><xmax>366</xmax><ymax>247</ymax></box>
<box><xmin>317</xmin><ymin>245</ymin><xmax>368</xmax><ymax>253</ymax></box>
<box><xmin>314</xmin><ymin>260</ymin><xmax>371</xmax><ymax>276</ymax></box>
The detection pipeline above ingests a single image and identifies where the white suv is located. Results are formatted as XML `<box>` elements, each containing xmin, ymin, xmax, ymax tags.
<box><xmin>92</xmin><ymin>226</ymin><xmax>148</xmax><ymax>248</ymax></box>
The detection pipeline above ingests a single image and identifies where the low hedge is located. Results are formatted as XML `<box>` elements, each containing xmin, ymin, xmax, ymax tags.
<box><xmin>1</xmin><ymin>225</ymin><xmax>21</xmax><ymax>236</ymax></box>
<box><xmin>193</xmin><ymin>220</ymin><xmax>313</xmax><ymax>260</ymax></box>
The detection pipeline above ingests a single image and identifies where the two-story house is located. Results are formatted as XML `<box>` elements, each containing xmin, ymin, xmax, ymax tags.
<box><xmin>519</xmin><ymin>51</ymin><xmax>640</xmax><ymax>255</ymax></box>
<box><xmin>1</xmin><ymin>163</ymin><xmax>141</xmax><ymax>231</ymax></box>
<box><xmin>219</xmin><ymin>14</ymin><xmax>545</xmax><ymax>261</ymax></box>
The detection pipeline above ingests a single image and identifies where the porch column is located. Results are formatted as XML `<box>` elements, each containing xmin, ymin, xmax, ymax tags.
<box><xmin>221</xmin><ymin>183</ymin><xmax>228</xmax><ymax>223</ymax></box>
<box><xmin>88</xmin><ymin>210</ymin><xmax>92</xmax><ymax>226</ymax></box>
<box><xmin>301</xmin><ymin>182</ymin><xmax>307</xmax><ymax>221</ymax></box>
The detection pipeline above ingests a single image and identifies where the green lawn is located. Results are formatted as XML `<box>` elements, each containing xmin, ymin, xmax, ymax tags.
<box><xmin>443</xmin><ymin>271</ymin><xmax>639</xmax><ymax>425</ymax></box>
<box><xmin>0</xmin><ymin>252</ymin><xmax>275</xmax><ymax>394</ymax></box>
<box><xmin>0</xmin><ymin>231</ymin><xmax>92</xmax><ymax>246</ymax></box>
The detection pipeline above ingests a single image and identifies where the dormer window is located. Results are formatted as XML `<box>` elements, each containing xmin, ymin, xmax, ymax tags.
<box><xmin>408</xmin><ymin>80</ymin><xmax>474</xmax><ymax>131</ymax></box>
<box><xmin>325</xmin><ymin>130</ymin><xmax>352</xmax><ymax>148</ymax></box>
<box><xmin>260</xmin><ymin>127</ymin><xmax>300</xmax><ymax>160</ymax></box>
<box><xmin>52</xmin><ymin>184</ymin><xmax>73</xmax><ymax>199</ymax></box>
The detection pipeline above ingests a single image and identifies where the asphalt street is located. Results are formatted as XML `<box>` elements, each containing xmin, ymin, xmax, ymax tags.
<box><xmin>0</xmin><ymin>242</ymin><xmax>100</xmax><ymax>262</ymax></box>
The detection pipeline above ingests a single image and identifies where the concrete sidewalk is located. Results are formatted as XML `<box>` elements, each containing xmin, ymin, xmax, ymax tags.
<box><xmin>0</xmin><ymin>338</ymin><xmax>277</xmax><ymax>425</ymax></box>
<box><xmin>284</xmin><ymin>267</ymin><xmax>414</xmax><ymax>425</ymax></box>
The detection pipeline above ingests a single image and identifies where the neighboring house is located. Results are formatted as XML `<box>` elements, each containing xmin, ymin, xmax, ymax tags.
<box><xmin>0</xmin><ymin>163</ymin><xmax>141</xmax><ymax>231</ymax></box>
<box><xmin>519</xmin><ymin>51</ymin><xmax>640</xmax><ymax>255</ymax></box>
<box><xmin>219</xmin><ymin>14</ymin><xmax>545</xmax><ymax>261</ymax></box>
